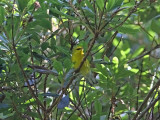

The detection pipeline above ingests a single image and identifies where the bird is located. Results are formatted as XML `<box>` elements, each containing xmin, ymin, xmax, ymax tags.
<box><xmin>71</xmin><ymin>46</ymin><xmax>90</xmax><ymax>76</ymax></box>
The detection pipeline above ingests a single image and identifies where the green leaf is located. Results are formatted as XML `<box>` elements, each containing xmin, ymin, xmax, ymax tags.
<box><xmin>0</xmin><ymin>6</ymin><xmax>5</xmax><ymax>24</ymax></box>
<box><xmin>95</xmin><ymin>64</ymin><xmax>108</xmax><ymax>77</ymax></box>
<box><xmin>117</xmin><ymin>25</ymin><xmax>139</xmax><ymax>34</ymax></box>
<box><xmin>50</xmin><ymin>37</ymin><xmax>56</xmax><ymax>51</ymax></box>
<box><xmin>131</xmin><ymin>46</ymin><xmax>144</xmax><ymax>58</ymax></box>
<box><xmin>41</xmin><ymin>42</ymin><xmax>49</xmax><ymax>51</ymax></box>
<box><xmin>26</xmin><ymin>111</ymin><xmax>40</xmax><ymax>118</ymax></box>
<box><xmin>107</xmin><ymin>0</ymin><xmax>124</xmax><ymax>11</ymax></box>
<box><xmin>17</xmin><ymin>0</ymin><xmax>30</xmax><ymax>12</ymax></box>
<box><xmin>96</xmin><ymin>0</ymin><xmax>104</xmax><ymax>11</ymax></box>
<box><xmin>50</xmin><ymin>8</ymin><xmax>77</xmax><ymax>20</ymax></box>
<box><xmin>63</xmin><ymin>58</ymin><xmax>72</xmax><ymax>71</ymax></box>
<box><xmin>55</xmin><ymin>46</ymin><xmax>70</xmax><ymax>57</ymax></box>
<box><xmin>85</xmin><ymin>0</ymin><xmax>94</xmax><ymax>11</ymax></box>
<box><xmin>107</xmin><ymin>0</ymin><xmax>116</xmax><ymax>11</ymax></box>
<box><xmin>151</xmin><ymin>19</ymin><xmax>160</xmax><ymax>33</ymax></box>
<box><xmin>116</xmin><ymin>68</ymin><xmax>137</xmax><ymax>79</ymax></box>
<box><xmin>34</xmin><ymin>12</ymin><xmax>50</xmax><ymax>19</ymax></box>
<box><xmin>53</xmin><ymin>60</ymin><xmax>63</xmax><ymax>73</ymax></box>
<box><xmin>36</xmin><ymin>19</ymin><xmax>52</xmax><ymax>30</ymax></box>
<box><xmin>112</xmin><ymin>57</ymin><xmax>119</xmax><ymax>68</ymax></box>
<box><xmin>94</xmin><ymin>100</ymin><xmax>102</xmax><ymax>115</ymax></box>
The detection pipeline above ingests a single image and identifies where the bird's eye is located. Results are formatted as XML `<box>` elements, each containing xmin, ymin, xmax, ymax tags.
<box><xmin>76</xmin><ymin>48</ymin><xmax>82</xmax><ymax>50</ymax></box>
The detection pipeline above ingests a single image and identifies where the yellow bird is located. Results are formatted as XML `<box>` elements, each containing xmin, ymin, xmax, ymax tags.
<box><xmin>72</xmin><ymin>46</ymin><xmax>90</xmax><ymax>76</ymax></box>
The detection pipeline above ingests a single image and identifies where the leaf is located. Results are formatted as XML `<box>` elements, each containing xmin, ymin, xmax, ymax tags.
<box><xmin>36</xmin><ymin>19</ymin><xmax>52</xmax><ymax>30</ymax></box>
<box><xmin>107</xmin><ymin>0</ymin><xmax>116</xmax><ymax>11</ymax></box>
<box><xmin>24</xmin><ymin>98</ymin><xmax>36</xmax><ymax>105</ymax></box>
<box><xmin>107</xmin><ymin>0</ymin><xmax>124</xmax><ymax>11</ymax></box>
<box><xmin>55</xmin><ymin>46</ymin><xmax>70</xmax><ymax>57</ymax></box>
<box><xmin>17</xmin><ymin>0</ymin><xmax>30</xmax><ymax>12</ymax></box>
<box><xmin>0</xmin><ymin>6</ymin><xmax>5</xmax><ymax>24</ymax></box>
<box><xmin>63</xmin><ymin>58</ymin><xmax>72</xmax><ymax>70</ymax></box>
<box><xmin>57</xmin><ymin>95</ymin><xmax>70</xmax><ymax>109</ymax></box>
<box><xmin>50</xmin><ymin>37</ymin><xmax>56</xmax><ymax>50</ymax></box>
<box><xmin>82</xmin><ymin>7</ymin><xmax>95</xmax><ymax>18</ymax></box>
<box><xmin>95</xmin><ymin>64</ymin><xmax>108</xmax><ymax>77</ymax></box>
<box><xmin>41</xmin><ymin>42</ymin><xmax>49</xmax><ymax>51</ymax></box>
<box><xmin>50</xmin><ymin>8</ymin><xmax>77</xmax><ymax>20</ymax></box>
<box><xmin>85</xmin><ymin>0</ymin><xmax>94</xmax><ymax>11</ymax></box>
<box><xmin>116</xmin><ymin>68</ymin><xmax>137</xmax><ymax>79</ymax></box>
<box><xmin>26</xmin><ymin>111</ymin><xmax>40</xmax><ymax>119</ymax></box>
<box><xmin>151</xmin><ymin>19</ymin><xmax>160</xmax><ymax>33</ymax></box>
<box><xmin>112</xmin><ymin>57</ymin><xmax>119</xmax><ymax>68</ymax></box>
<box><xmin>94</xmin><ymin>100</ymin><xmax>102</xmax><ymax>115</ymax></box>
<box><xmin>32</xmin><ymin>52</ymin><xmax>50</xmax><ymax>62</ymax></box>
<box><xmin>131</xmin><ymin>46</ymin><xmax>144</xmax><ymax>58</ymax></box>
<box><xmin>117</xmin><ymin>25</ymin><xmax>139</xmax><ymax>34</ymax></box>
<box><xmin>96</xmin><ymin>0</ymin><xmax>104</xmax><ymax>11</ymax></box>
<box><xmin>53</xmin><ymin>60</ymin><xmax>63</xmax><ymax>73</ymax></box>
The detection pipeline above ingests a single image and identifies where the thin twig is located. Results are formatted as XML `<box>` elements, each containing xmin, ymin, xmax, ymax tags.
<box><xmin>93</xmin><ymin>0</ymin><xmax>97</xmax><ymax>30</ymax></box>
<box><xmin>136</xmin><ymin>60</ymin><xmax>143</xmax><ymax>110</ymax></box>
<box><xmin>128</xmin><ymin>45</ymin><xmax>160</xmax><ymax>63</ymax></box>
<box><xmin>136</xmin><ymin>95</ymin><xmax>160</xmax><ymax>120</ymax></box>
<box><xmin>68</xmin><ymin>1</ymin><xmax>94</xmax><ymax>35</ymax></box>
<box><xmin>11</xmin><ymin>0</ymin><xmax>45</xmax><ymax>112</ymax></box>
<box><xmin>91</xmin><ymin>31</ymin><xmax>118</xmax><ymax>56</ymax></box>
<box><xmin>108</xmin><ymin>0</ymin><xmax>145</xmax><ymax>31</ymax></box>
<box><xmin>44</xmin><ymin>74</ymin><xmax>49</xmax><ymax>120</ymax></box>
<box><xmin>70</xmin><ymin>99</ymin><xmax>87</xmax><ymax>120</ymax></box>
<box><xmin>98</xmin><ymin>0</ymin><xmax>108</xmax><ymax>30</ymax></box>
<box><xmin>102</xmin><ymin>31</ymin><xmax>118</xmax><ymax>59</ymax></box>
<box><xmin>108</xmin><ymin>34</ymin><xmax>122</xmax><ymax>58</ymax></box>
<box><xmin>132</xmin><ymin>79</ymin><xmax>160</xmax><ymax>120</ymax></box>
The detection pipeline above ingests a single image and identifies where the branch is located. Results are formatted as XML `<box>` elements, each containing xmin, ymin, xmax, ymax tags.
<box><xmin>108</xmin><ymin>0</ymin><xmax>145</xmax><ymax>31</ymax></box>
<box><xmin>136</xmin><ymin>60</ymin><xmax>143</xmax><ymax>110</ymax></box>
<box><xmin>11</xmin><ymin>0</ymin><xmax>45</xmax><ymax>112</ymax></box>
<box><xmin>102</xmin><ymin>31</ymin><xmax>118</xmax><ymax>59</ymax></box>
<box><xmin>136</xmin><ymin>95</ymin><xmax>160</xmax><ymax>120</ymax></box>
<box><xmin>68</xmin><ymin>1</ymin><xmax>94</xmax><ymax>35</ymax></box>
<box><xmin>132</xmin><ymin>79</ymin><xmax>160</xmax><ymax>120</ymax></box>
<box><xmin>91</xmin><ymin>31</ymin><xmax>118</xmax><ymax>56</ymax></box>
<box><xmin>98</xmin><ymin>0</ymin><xmax>108</xmax><ymax>30</ymax></box>
<box><xmin>128</xmin><ymin>45</ymin><xmax>160</xmax><ymax>63</ymax></box>
<box><xmin>108</xmin><ymin>34</ymin><xmax>122</xmax><ymax>58</ymax></box>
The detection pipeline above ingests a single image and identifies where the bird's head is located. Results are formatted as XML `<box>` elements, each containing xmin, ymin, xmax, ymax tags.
<box><xmin>72</xmin><ymin>46</ymin><xmax>84</xmax><ymax>55</ymax></box>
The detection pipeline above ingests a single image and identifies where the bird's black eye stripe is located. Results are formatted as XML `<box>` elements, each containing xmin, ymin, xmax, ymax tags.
<box><xmin>76</xmin><ymin>48</ymin><xmax>82</xmax><ymax>50</ymax></box>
